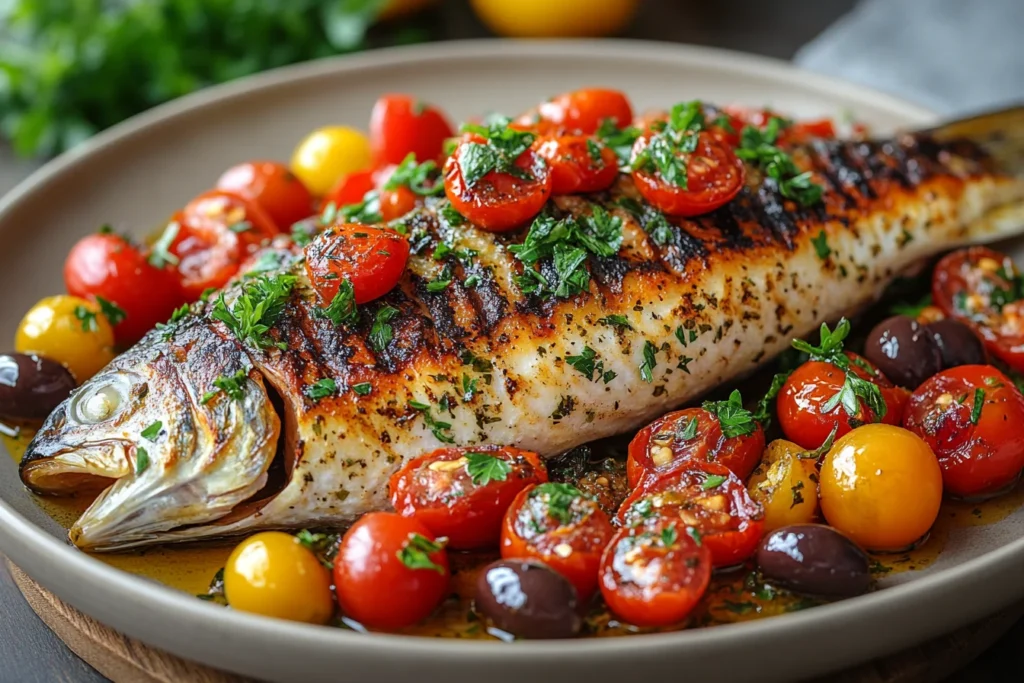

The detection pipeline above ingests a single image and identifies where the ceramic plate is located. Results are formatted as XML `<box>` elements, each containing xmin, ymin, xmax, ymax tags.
<box><xmin>1</xmin><ymin>39</ymin><xmax>1022</xmax><ymax>683</ymax></box>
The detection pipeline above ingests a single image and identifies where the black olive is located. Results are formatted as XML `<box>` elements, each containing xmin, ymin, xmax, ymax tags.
<box><xmin>0</xmin><ymin>353</ymin><xmax>76</xmax><ymax>421</ymax></box>
<box><xmin>862</xmin><ymin>315</ymin><xmax>943</xmax><ymax>388</ymax></box>
<box><xmin>475</xmin><ymin>560</ymin><xmax>581</xmax><ymax>639</ymax></box>
<box><xmin>757</xmin><ymin>524</ymin><xmax>872</xmax><ymax>598</ymax></box>
<box><xmin>925</xmin><ymin>318</ymin><xmax>988</xmax><ymax>369</ymax></box>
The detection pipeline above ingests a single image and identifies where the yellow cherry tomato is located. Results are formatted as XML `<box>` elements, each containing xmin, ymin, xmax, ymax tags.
<box><xmin>470</xmin><ymin>0</ymin><xmax>640</xmax><ymax>38</ymax></box>
<box><xmin>819</xmin><ymin>424</ymin><xmax>943</xmax><ymax>551</ymax></box>
<box><xmin>223</xmin><ymin>532</ymin><xmax>334</xmax><ymax>625</ymax></box>
<box><xmin>290</xmin><ymin>126</ymin><xmax>372</xmax><ymax>196</ymax></box>
<box><xmin>15</xmin><ymin>295</ymin><xmax>115</xmax><ymax>383</ymax></box>
<box><xmin>748</xmin><ymin>439</ymin><xmax>820</xmax><ymax>532</ymax></box>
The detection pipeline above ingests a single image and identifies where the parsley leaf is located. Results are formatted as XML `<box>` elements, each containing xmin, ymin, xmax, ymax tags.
<box><xmin>74</xmin><ymin>305</ymin><xmax>99</xmax><ymax>332</ymax></box>
<box><xmin>660</xmin><ymin>525</ymin><xmax>678</xmax><ymax>547</ymax></box>
<box><xmin>396</xmin><ymin>533</ymin><xmax>448</xmax><ymax>574</ymax></box>
<box><xmin>753</xmin><ymin>371</ymin><xmax>791</xmax><ymax>427</ymax></box>
<box><xmin>201</xmin><ymin>369</ymin><xmax>248</xmax><ymax>404</ymax></box>
<box><xmin>410</xmin><ymin>401</ymin><xmax>455</xmax><ymax>443</ymax></box>
<box><xmin>352</xmin><ymin>382</ymin><xmax>372</xmax><ymax>396</ymax></box>
<box><xmin>96</xmin><ymin>296</ymin><xmax>126</xmax><ymax>326</ymax></box>
<box><xmin>566</xmin><ymin>346</ymin><xmax>598</xmax><ymax>379</ymax></box>
<box><xmin>596</xmin><ymin>117</ymin><xmax>641</xmax><ymax>167</ymax></box>
<box><xmin>369</xmin><ymin>306</ymin><xmax>399</xmax><ymax>353</ymax></box>
<box><xmin>702</xmin><ymin>389</ymin><xmax>758</xmax><ymax>438</ymax></box>
<box><xmin>531</xmin><ymin>482</ymin><xmax>583</xmax><ymax>525</ymax></box>
<box><xmin>339</xmin><ymin>192</ymin><xmax>383</xmax><ymax>224</ymax></box>
<box><xmin>148</xmin><ymin>221</ymin><xmax>180</xmax><ymax>268</ymax></box>
<box><xmin>586</xmin><ymin>139</ymin><xmax>605</xmax><ymax>167</ymax></box>
<box><xmin>629</xmin><ymin>100</ymin><xmax>705</xmax><ymax>189</ymax></box>
<box><xmin>639</xmin><ymin>340</ymin><xmax>658</xmax><ymax>383</ymax></box>
<box><xmin>678</xmin><ymin>416</ymin><xmax>698</xmax><ymax>440</ymax></box>
<box><xmin>140</xmin><ymin>421</ymin><xmax>162</xmax><ymax>441</ymax></box>
<box><xmin>971</xmin><ymin>388</ymin><xmax>985</xmax><ymax>425</ymax></box>
<box><xmin>304</xmin><ymin>378</ymin><xmax>337</xmax><ymax>401</ymax></box>
<box><xmin>211</xmin><ymin>274</ymin><xmax>296</xmax><ymax>349</ymax></box>
<box><xmin>383</xmin><ymin>153</ymin><xmax>443</xmax><ymax>196</ymax></box>
<box><xmin>135</xmin><ymin>447</ymin><xmax>150</xmax><ymax>474</ymax></box>
<box><xmin>457</xmin><ymin>117</ymin><xmax>535</xmax><ymax>187</ymax></box>
<box><xmin>465</xmin><ymin>452</ymin><xmax>512</xmax><ymax>486</ymax></box>
<box><xmin>702</xmin><ymin>474</ymin><xmax>727</xmax><ymax>490</ymax></box>
<box><xmin>614</xmin><ymin>196</ymin><xmax>674</xmax><ymax>245</ymax></box>
<box><xmin>313</xmin><ymin>278</ymin><xmax>359</xmax><ymax>327</ymax></box>
<box><xmin>599</xmin><ymin>314</ymin><xmax>633</xmax><ymax>329</ymax></box>
<box><xmin>426</xmin><ymin>277</ymin><xmax>451</xmax><ymax>293</ymax></box>
<box><xmin>156</xmin><ymin>303</ymin><xmax>191</xmax><ymax>340</ymax></box>
<box><xmin>811</xmin><ymin>230</ymin><xmax>831</xmax><ymax>260</ymax></box>
<box><xmin>736</xmin><ymin>121</ymin><xmax>823</xmax><ymax>206</ymax></box>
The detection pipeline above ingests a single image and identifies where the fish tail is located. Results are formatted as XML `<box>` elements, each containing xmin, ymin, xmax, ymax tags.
<box><xmin>921</xmin><ymin>104</ymin><xmax>1024</xmax><ymax>177</ymax></box>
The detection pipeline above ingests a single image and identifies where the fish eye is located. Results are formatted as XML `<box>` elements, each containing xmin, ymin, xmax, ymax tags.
<box><xmin>69</xmin><ymin>375</ymin><xmax>132</xmax><ymax>425</ymax></box>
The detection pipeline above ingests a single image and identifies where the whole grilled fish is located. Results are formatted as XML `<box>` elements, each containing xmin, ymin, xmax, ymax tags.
<box><xmin>20</xmin><ymin>106</ymin><xmax>1024</xmax><ymax>551</ymax></box>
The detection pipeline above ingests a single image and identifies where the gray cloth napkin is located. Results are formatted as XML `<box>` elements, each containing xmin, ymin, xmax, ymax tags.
<box><xmin>794</xmin><ymin>0</ymin><xmax>1024</xmax><ymax>116</ymax></box>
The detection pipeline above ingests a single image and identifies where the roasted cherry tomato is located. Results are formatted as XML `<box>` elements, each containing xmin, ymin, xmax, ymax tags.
<box><xmin>903</xmin><ymin>365</ymin><xmax>1024</xmax><ymax>498</ymax></box>
<box><xmin>599</xmin><ymin>516</ymin><xmax>712</xmax><ymax>627</ymax></box>
<box><xmin>334</xmin><ymin>512</ymin><xmax>449</xmax><ymax>630</ymax></box>
<box><xmin>304</xmin><ymin>223</ymin><xmax>410</xmax><ymax>305</ymax></box>
<box><xmin>630</xmin><ymin>131</ymin><xmax>745</xmax><ymax>217</ymax></box>
<box><xmin>216</xmin><ymin>161</ymin><xmax>314</xmax><ymax>230</ymax></box>
<box><xmin>627</xmin><ymin>407</ymin><xmax>765</xmax><ymax>488</ymax></box>
<box><xmin>389</xmin><ymin>445</ymin><xmax>547</xmax><ymax>549</ymax></box>
<box><xmin>819</xmin><ymin>424</ymin><xmax>942</xmax><ymax>551</ymax></box>
<box><xmin>15</xmin><ymin>295</ymin><xmax>116</xmax><ymax>383</ymax></box>
<box><xmin>370</xmin><ymin>94</ymin><xmax>454</xmax><ymax>167</ymax></box>
<box><xmin>290</xmin><ymin>126</ymin><xmax>372</xmax><ymax>197</ymax></box>
<box><xmin>64</xmin><ymin>233</ymin><xmax>186</xmax><ymax>346</ymax></box>
<box><xmin>323</xmin><ymin>168</ymin><xmax>378</xmax><ymax>211</ymax></box>
<box><xmin>516</xmin><ymin>88</ymin><xmax>633</xmax><ymax>135</ymax></box>
<box><xmin>932</xmin><ymin>247</ymin><xmax>1024</xmax><ymax>372</ymax></box>
<box><xmin>747</xmin><ymin>439</ymin><xmax>821</xmax><ymax>532</ymax></box>
<box><xmin>618</xmin><ymin>462</ymin><xmax>764</xmax><ymax>568</ymax></box>
<box><xmin>443</xmin><ymin>137</ymin><xmax>552</xmax><ymax>231</ymax></box>
<box><xmin>223</xmin><ymin>532</ymin><xmax>334</xmax><ymax>625</ymax></box>
<box><xmin>721</xmin><ymin>106</ymin><xmax>836</xmax><ymax>146</ymax></box>
<box><xmin>375</xmin><ymin>158</ymin><xmax>444</xmax><ymax>222</ymax></box>
<box><xmin>500</xmin><ymin>482</ymin><xmax>614</xmax><ymax>600</ymax></box>
<box><xmin>534</xmin><ymin>135</ymin><xmax>619</xmax><ymax>194</ymax></box>
<box><xmin>777</xmin><ymin>352</ymin><xmax>909</xmax><ymax>450</ymax></box>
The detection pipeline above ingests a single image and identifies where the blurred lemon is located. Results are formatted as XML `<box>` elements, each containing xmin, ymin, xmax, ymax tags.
<box><xmin>470</xmin><ymin>0</ymin><xmax>640</xmax><ymax>37</ymax></box>
<box><xmin>379</xmin><ymin>0</ymin><xmax>438</xmax><ymax>21</ymax></box>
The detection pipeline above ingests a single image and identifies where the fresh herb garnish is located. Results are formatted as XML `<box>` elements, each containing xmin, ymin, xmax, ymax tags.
<box><xmin>201</xmin><ymin>369</ymin><xmax>248</xmax><ymax>404</ymax></box>
<box><xmin>457</xmin><ymin>117</ymin><xmax>536</xmax><ymax>188</ymax></box>
<box><xmin>531</xmin><ymin>482</ymin><xmax>583</xmax><ymax>525</ymax></box>
<box><xmin>465</xmin><ymin>452</ymin><xmax>512</xmax><ymax>486</ymax></box>
<box><xmin>565</xmin><ymin>346</ymin><xmax>615</xmax><ymax>384</ymax></box>
<box><xmin>630</xmin><ymin>100</ymin><xmax>705</xmax><ymax>188</ymax></box>
<box><xmin>677</xmin><ymin>416</ymin><xmax>698</xmax><ymax>440</ymax></box>
<box><xmin>135</xmin><ymin>447</ymin><xmax>150</xmax><ymax>474</ymax></box>
<box><xmin>970</xmin><ymin>388</ymin><xmax>985</xmax><ymax>424</ymax></box>
<box><xmin>736</xmin><ymin>119</ymin><xmax>824</xmax><ymax>206</ymax></box>
<box><xmin>397</xmin><ymin>533</ymin><xmax>448</xmax><ymax>574</ymax></box>
<box><xmin>586</xmin><ymin>139</ymin><xmax>605</xmax><ymax>167</ymax></box>
<box><xmin>295</xmin><ymin>530</ymin><xmax>341</xmax><ymax>569</ymax></box>
<box><xmin>95</xmin><ymin>296</ymin><xmax>127</xmax><ymax>326</ymax></box>
<box><xmin>410</xmin><ymin>401</ymin><xmax>455</xmax><ymax>443</ymax></box>
<box><xmin>426</xmin><ymin>277</ymin><xmax>451</xmax><ymax>293</ymax></box>
<box><xmin>753</xmin><ymin>371</ymin><xmax>791</xmax><ymax>428</ymax></box>
<box><xmin>890</xmin><ymin>293</ymin><xmax>933</xmax><ymax>318</ymax></box>
<box><xmin>156</xmin><ymin>303</ymin><xmax>191</xmax><ymax>340</ymax></box>
<box><xmin>369</xmin><ymin>306</ymin><xmax>399</xmax><ymax>353</ymax></box>
<box><xmin>702</xmin><ymin>389</ymin><xmax>758</xmax><ymax>438</ymax></box>
<box><xmin>313</xmin><ymin>278</ymin><xmax>359</xmax><ymax>327</ymax></box>
<box><xmin>352</xmin><ymin>382</ymin><xmax>372</xmax><ymax>396</ymax></box>
<box><xmin>614</xmin><ymin>196</ymin><xmax>674</xmax><ymax>245</ymax></box>
<box><xmin>702</xmin><ymin>474</ymin><xmax>727</xmax><ymax>490</ymax></box>
<box><xmin>639</xmin><ymin>340</ymin><xmax>658</xmax><ymax>383</ymax></box>
<box><xmin>599</xmin><ymin>314</ymin><xmax>633</xmax><ymax>330</ymax></box>
<box><xmin>792</xmin><ymin>319</ymin><xmax>886</xmax><ymax>420</ymax></box>
<box><xmin>148</xmin><ymin>221</ymin><xmax>180</xmax><ymax>268</ymax></box>
<box><xmin>383</xmin><ymin>153</ymin><xmax>444</xmax><ymax>196</ymax></box>
<box><xmin>211</xmin><ymin>274</ymin><xmax>296</xmax><ymax>349</ymax></box>
<box><xmin>140</xmin><ymin>421</ymin><xmax>162</xmax><ymax>441</ymax></box>
<box><xmin>596</xmin><ymin>117</ymin><xmax>641</xmax><ymax>167</ymax></box>
<box><xmin>74</xmin><ymin>305</ymin><xmax>99</xmax><ymax>332</ymax></box>
<box><xmin>304</xmin><ymin>378</ymin><xmax>337</xmax><ymax>401</ymax></box>
<box><xmin>338</xmin><ymin>192</ymin><xmax>383</xmax><ymax>224</ymax></box>
<box><xmin>660</xmin><ymin>524</ymin><xmax>678</xmax><ymax>547</ymax></box>
<box><xmin>811</xmin><ymin>230</ymin><xmax>831</xmax><ymax>260</ymax></box>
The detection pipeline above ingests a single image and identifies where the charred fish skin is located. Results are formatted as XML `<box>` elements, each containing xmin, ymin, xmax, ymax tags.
<box><xmin>20</xmin><ymin>120</ymin><xmax>1024</xmax><ymax>550</ymax></box>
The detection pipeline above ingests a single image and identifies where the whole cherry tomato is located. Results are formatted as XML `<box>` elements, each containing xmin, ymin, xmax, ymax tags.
<box><xmin>370</xmin><ymin>94</ymin><xmax>454</xmax><ymax>167</ymax></box>
<box><xmin>324</xmin><ymin>169</ymin><xmax>378</xmax><ymax>211</ymax></box>
<box><xmin>903</xmin><ymin>365</ymin><xmax>1024</xmax><ymax>498</ymax></box>
<box><xmin>389</xmin><ymin>445</ymin><xmax>547</xmax><ymax>549</ymax></box>
<box><xmin>216</xmin><ymin>161</ymin><xmax>314</xmax><ymax>230</ymax></box>
<box><xmin>304</xmin><ymin>223</ymin><xmax>410</xmax><ymax>305</ymax></box>
<box><xmin>516</xmin><ymin>88</ymin><xmax>633</xmax><ymax>135</ymax></box>
<box><xmin>534</xmin><ymin>135</ymin><xmax>619</xmax><ymax>194</ymax></box>
<box><xmin>599</xmin><ymin>516</ymin><xmax>712</xmax><ymax>627</ymax></box>
<box><xmin>500</xmin><ymin>482</ymin><xmax>614</xmax><ymax>600</ymax></box>
<box><xmin>375</xmin><ymin>156</ymin><xmax>445</xmax><ymax>222</ymax></box>
<box><xmin>627</xmin><ymin>407</ymin><xmax>765</xmax><ymax>488</ymax></box>
<box><xmin>618</xmin><ymin>461</ymin><xmax>764</xmax><ymax>568</ymax></box>
<box><xmin>64</xmin><ymin>232</ymin><xmax>186</xmax><ymax>346</ymax></box>
<box><xmin>334</xmin><ymin>512</ymin><xmax>449</xmax><ymax>630</ymax></box>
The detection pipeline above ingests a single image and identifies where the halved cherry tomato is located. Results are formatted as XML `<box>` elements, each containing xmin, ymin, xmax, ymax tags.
<box><xmin>389</xmin><ymin>445</ymin><xmax>547</xmax><ymax>549</ymax></box>
<box><xmin>617</xmin><ymin>462</ymin><xmax>764</xmax><ymax>567</ymax></box>
<box><xmin>516</xmin><ymin>88</ymin><xmax>633</xmax><ymax>135</ymax></box>
<box><xmin>599</xmin><ymin>516</ymin><xmax>712</xmax><ymax>627</ymax></box>
<box><xmin>334</xmin><ymin>512</ymin><xmax>449</xmax><ymax>630</ymax></box>
<box><xmin>627</xmin><ymin>407</ymin><xmax>765</xmax><ymax>488</ymax></box>
<box><xmin>630</xmin><ymin>131</ymin><xmax>745</xmax><ymax>217</ymax></box>
<box><xmin>777</xmin><ymin>352</ymin><xmax>910</xmax><ymax>450</ymax></box>
<box><xmin>500</xmin><ymin>482</ymin><xmax>614</xmax><ymax>600</ymax></box>
<box><xmin>443</xmin><ymin>137</ymin><xmax>552</xmax><ymax>231</ymax></box>
<box><xmin>903</xmin><ymin>365</ymin><xmax>1024</xmax><ymax>498</ymax></box>
<box><xmin>932</xmin><ymin>247</ymin><xmax>1024</xmax><ymax>372</ymax></box>
<box><xmin>324</xmin><ymin>169</ymin><xmax>378</xmax><ymax>211</ymax></box>
<box><xmin>64</xmin><ymin>233</ymin><xmax>186</xmax><ymax>346</ymax></box>
<box><xmin>216</xmin><ymin>161</ymin><xmax>314</xmax><ymax>230</ymax></box>
<box><xmin>304</xmin><ymin>224</ymin><xmax>409</xmax><ymax>305</ymax></box>
<box><xmin>534</xmin><ymin>135</ymin><xmax>619</xmax><ymax>194</ymax></box>
<box><xmin>370</xmin><ymin>94</ymin><xmax>454</xmax><ymax>167</ymax></box>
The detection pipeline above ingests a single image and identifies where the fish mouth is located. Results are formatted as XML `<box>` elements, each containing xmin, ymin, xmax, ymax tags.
<box><xmin>20</xmin><ymin>440</ymin><xmax>133</xmax><ymax>496</ymax></box>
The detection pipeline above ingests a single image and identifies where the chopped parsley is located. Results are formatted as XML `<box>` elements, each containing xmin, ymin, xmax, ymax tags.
<box><xmin>736</xmin><ymin>118</ymin><xmax>823</xmax><ymax>206</ymax></box>
<box><xmin>290</xmin><ymin>219</ymin><xmax>318</xmax><ymax>247</ymax></box>
<box><xmin>201</xmin><ymin>369</ymin><xmax>248</xmax><ymax>404</ymax></box>
<box><xmin>702</xmin><ymin>389</ymin><xmax>758</xmax><ymax>438</ymax></box>
<box><xmin>457</xmin><ymin>117</ymin><xmax>536</xmax><ymax>187</ymax></box>
<box><xmin>639</xmin><ymin>340</ymin><xmax>658</xmax><ymax>383</ymax></box>
<box><xmin>614</xmin><ymin>196</ymin><xmax>674</xmax><ymax>246</ymax></box>
<box><xmin>369</xmin><ymin>306</ymin><xmax>400</xmax><ymax>353</ymax></box>
<box><xmin>383</xmin><ymin>153</ymin><xmax>444</xmax><ymax>196</ymax></box>
<box><xmin>211</xmin><ymin>274</ymin><xmax>297</xmax><ymax>350</ymax></box>
<box><xmin>156</xmin><ymin>303</ymin><xmax>191</xmax><ymax>340</ymax></box>
<box><xmin>792</xmin><ymin>319</ymin><xmax>886</xmax><ymax>419</ymax></box>
<box><xmin>352</xmin><ymin>382</ymin><xmax>372</xmax><ymax>396</ymax></box>
<box><xmin>135</xmin><ymin>446</ymin><xmax>150</xmax><ymax>474</ymax></box>
<box><xmin>586</xmin><ymin>139</ymin><xmax>605</xmax><ymax>167</ymax></box>
<box><xmin>811</xmin><ymin>230</ymin><xmax>831</xmax><ymax>260</ymax></box>
<box><xmin>410</xmin><ymin>401</ymin><xmax>455</xmax><ymax>443</ymax></box>
<box><xmin>531</xmin><ymin>482</ymin><xmax>583</xmax><ymax>525</ymax></box>
<box><xmin>140</xmin><ymin>421</ymin><xmax>162</xmax><ymax>441</ymax></box>
<box><xmin>74</xmin><ymin>305</ymin><xmax>99</xmax><ymax>332</ymax></box>
<box><xmin>313</xmin><ymin>278</ymin><xmax>359</xmax><ymax>327</ymax></box>
<box><xmin>304</xmin><ymin>378</ymin><xmax>337</xmax><ymax>401</ymax></box>
<box><xmin>660</xmin><ymin>525</ymin><xmax>678</xmax><ymax>547</ymax></box>
<box><xmin>148</xmin><ymin>221</ymin><xmax>180</xmax><ymax>268</ymax></box>
<box><xmin>338</xmin><ymin>192</ymin><xmax>383</xmax><ymax>225</ymax></box>
<box><xmin>596</xmin><ymin>117</ymin><xmax>641</xmax><ymax>167</ymax></box>
<box><xmin>753</xmin><ymin>371</ymin><xmax>790</xmax><ymax>427</ymax></box>
<box><xmin>426</xmin><ymin>276</ymin><xmax>451</xmax><ymax>293</ymax></box>
<box><xmin>397</xmin><ymin>533</ymin><xmax>448</xmax><ymax>574</ymax></box>
<box><xmin>678</xmin><ymin>416</ymin><xmax>698</xmax><ymax>440</ymax></box>
<box><xmin>890</xmin><ymin>293</ymin><xmax>933</xmax><ymax>318</ymax></box>
<box><xmin>244</xmin><ymin>250</ymin><xmax>285</xmax><ymax>275</ymax></box>
<box><xmin>790</xmin><ymin>481</ymin><xmax>805</xmax><ymax>508</ymax></box>
<box><xmin>599</xmin><ymin>314</ymin><xmax>633</xmax><ymax>330</ymax></box>
<box><xmin>702</xmin><ymin>474</ymin><xmax>727</xmax><ymax>490</ymax></box>
<box><xmin>971</xmin><ymin>388</ymin><xmax>985</xmax><ymax>424</ymax></box>
<box><xmin>96</xmin><ymin>296</ymin><xmax>126</xmax><ymax>326</ymax></box>
<box><xmin>463</xmin><ymin>274</ymin><xmax>481</xmax><ymax>288</ymax></box>
<box><xmin>565</xmin><ymin>346</ymin><xmax>616</xmax><ymax>384</ymax></box>
<box><xmin>465</xmin><ymin>452</ymin><xmax>512</xmax><ymax>486</ymax></box>
<box><xmin>630</xmin><ymin>100</ymin><xmax>705</xmax><ymax>188</ymax></box>
<box><xmin>438</xmin><ymin>201</ymin><xmax>466</xmax><ymax>227</ymax></box>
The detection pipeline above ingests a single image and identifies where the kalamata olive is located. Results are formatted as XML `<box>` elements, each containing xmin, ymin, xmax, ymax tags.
<box><xmin>0</xmin><ymin>353</ymin><xmax>76</xmax><ymax>421</ymax></box>
<box><xmin>475</xmin><ymin>560</ymin><xmax>581</xmax><ymax>639</ymax></box>
<box><xmin>756</xmin><ymin>524</ymin><xmax>872</xmax><ymax>598</ymax></box>
<box><xmin>862</xmin><ymin>315</ymin><xmax>943</xmax><ymax>388</ymax></box>
<box><xmin>925</xmin><ymin>318</ymin><xmax>988</xmax><ymax>369</ymax></box>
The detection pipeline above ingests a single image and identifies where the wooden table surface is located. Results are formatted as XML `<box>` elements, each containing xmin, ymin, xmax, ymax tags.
<box><xmin>1</xmin><ymin>1</ymin><xmax>1021</xmax><ymax>680</ymax></box>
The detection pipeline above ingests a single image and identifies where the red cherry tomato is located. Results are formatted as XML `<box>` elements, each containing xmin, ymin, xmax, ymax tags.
<box><xmin>63</xmin><ymin>233</ymin><xmax>186</xmax><ymax>346</ymax></box>
<box><xmin>216</xmin><ymin>161</ymin><xmax>313</xmax><ymax>230</ymax></box>
<box><xmin>627</xmin><ymin>408</ymin><xmax>765</xmax><ymax>488</ymax></box>
<box><xmin>630</xmin><ymin>131</ymin><xmax>745</xmax><ymax>217</ymax></box>
<box><xmin>334</xmin><ymin>512</ymin><xmax>449</xmax><ymax>630</ymax></box>
<box><xmin>903</xmin><ymin>365</ymin><xmax>1024</xmax><ymax>498</ymax></box>
<box><xmin>370</xmin><ymin>94</ymin><xmax>454</xmax><ymax>167</ymax></box>
<box><xmin>777</xmin><ymin>353</ymin><xmax>910</xmax><ymax>450</ymax></box>
<box><xmin>443</xmin><ymin>138</ymin><xmax>552</xmax><ymax>231</ymax></box>
<box><xmin>783</xmin><ymin>119</ymin><xmax>837</xmax><ymax>144</ymax></box>
<box><xmin>617</xmin><ymin>462</ymin><xmax>765</xmax><ymax>568</ymax></box>
<box><xmin>599</xmin><ymin>516</ymin><xmax>712</xmax><ymax>627</ymax></box>
<box><xmin>717</xmin><ymin>106</ymin><xmax>836</xmax><ymax>147</ymax></box>
<box><xmin>304</xmin><ymin>223</ymin><xmax>409</xmax><ymax>305</ymax></box>
<box><xmin>534</xmin><ymin>135</ymin><xmax>619</xmax><ymax>195</ymax></box>
<box><xmin>932</xmin><ymin>247</ymin><xmax>1024</xmax><ymax>372</ymax></box>
<box><xmin>500</xmin><ymin>482</ymin><xmax>615</xmax><ymax>600</ymax></box>
<box><xmin>389</xmin><ymin>445</ymin><xmax>548</xmax><ymax>549</ymax></box>
<box><xmin>324</xmin><ymin>169</ymin><xmax>377</xmax><ymax>211</ymax></box>
<box><xmin>517</xmin><ymin>88</ymin><xmax>633</xmax><ymax>135</ymax></box>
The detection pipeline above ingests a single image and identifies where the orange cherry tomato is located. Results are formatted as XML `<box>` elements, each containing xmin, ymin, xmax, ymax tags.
<box><xmin>216</xmin><ymin>161</ymin><xmax>314</xmax><ymax>230</ymax></box>
<box><xmin>777</xmin><ymin>352</ymin><xmax>910</xmax><ymax>450</ymax></box>
<box><xmin>370</xmin><ymin>94</ymin><xmax>454</xmax><ymax>167</ymax></box>
<box><xmin>517</xmin><ymin>88</ymin><xmax>633</xmax><ymax>135</ymax></box>
<box><xmin>324</xmin><ymin>168</ymin><xmax>378</xmax><ymax>211</ymax></box>
<box><xmin>500</xmin><ymin>482</ymin><xmax>614</xmax><ymax>600</ymax></box>
<box><xmin>626</xmin><ymin>407</ymin><xmax>765</xmax><ymax>488</ymax></box>
<box><xmin>630</xmin><ymin>131</ymin><xmax>745</xmax><ymax>217</ymax></box>
<box><xmin>443</xmin><ymin>138</ymin><xmax>552</xmax><ymax>231</ymax></box>
<box><xmin>375</xmin><ymin>159</ymin><xmax>444</xmax><ymax>222</ymax></box>
<box><xmin>389</xmin><ymin>445</ymin><xmax>548</xmax><ymax>549</ymax></box>
<box><xmin>304</xmin><ymin>224</ymin><xmax>410</xmax><ymax>305</ymax></box>
<box><xmin>903</xmin><ymin>365</ymin><xmax>1024</xmax><ymax>498</ymax></box>
<box><xmin>334</xmin><ymin>512</ymin><xmax>449</xmax><ymax>630</ymax></box>
<box><xmin>599</xmin><ymin>516</ymin><xmax>712</xmax><ymax>627</ymax></box>
<box><xmin>618</xmin><ymin>462</ymin><xmax>765</xmax><ymax>568</ymax></box>
<box><xmin>534</xmin><ymin>135</ymin><xmax>619</xmax><ymax>195</ymax></box>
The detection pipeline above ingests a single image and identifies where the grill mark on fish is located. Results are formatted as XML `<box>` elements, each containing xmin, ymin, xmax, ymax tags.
<box><xmin>416</xmin><ymin>275</ymin><xmax>468</xmax><ymax>343</ymax></box>
<box><xmin>753</xmin><ymin>179</ymin><xmax>801</xmax><ymax>249</ymax></box>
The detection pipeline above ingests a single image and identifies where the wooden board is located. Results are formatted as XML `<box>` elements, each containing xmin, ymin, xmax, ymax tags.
<box><xmin>7</xmin><ymin>560</ymin><xmax>1023</xmax><ymax>683</ymax></box>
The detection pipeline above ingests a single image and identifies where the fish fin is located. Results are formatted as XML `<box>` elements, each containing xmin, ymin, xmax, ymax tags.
<box><xmin>921</xmin><ymin>104</ymin><xmax>1024</xmax><ymax>177</ymax></box>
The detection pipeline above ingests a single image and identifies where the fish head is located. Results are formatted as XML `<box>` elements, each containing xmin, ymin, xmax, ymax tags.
<box><xmin>20</xmin><ymin>321</ymin><xmax>281</xmax><ymax>550</ymax></box>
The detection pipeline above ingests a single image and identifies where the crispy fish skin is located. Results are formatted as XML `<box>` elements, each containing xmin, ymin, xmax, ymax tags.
<box><xmin>20</xmin><ymin>127</ymin><xmax>1024</xmax><ymax>550</ymax></box>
